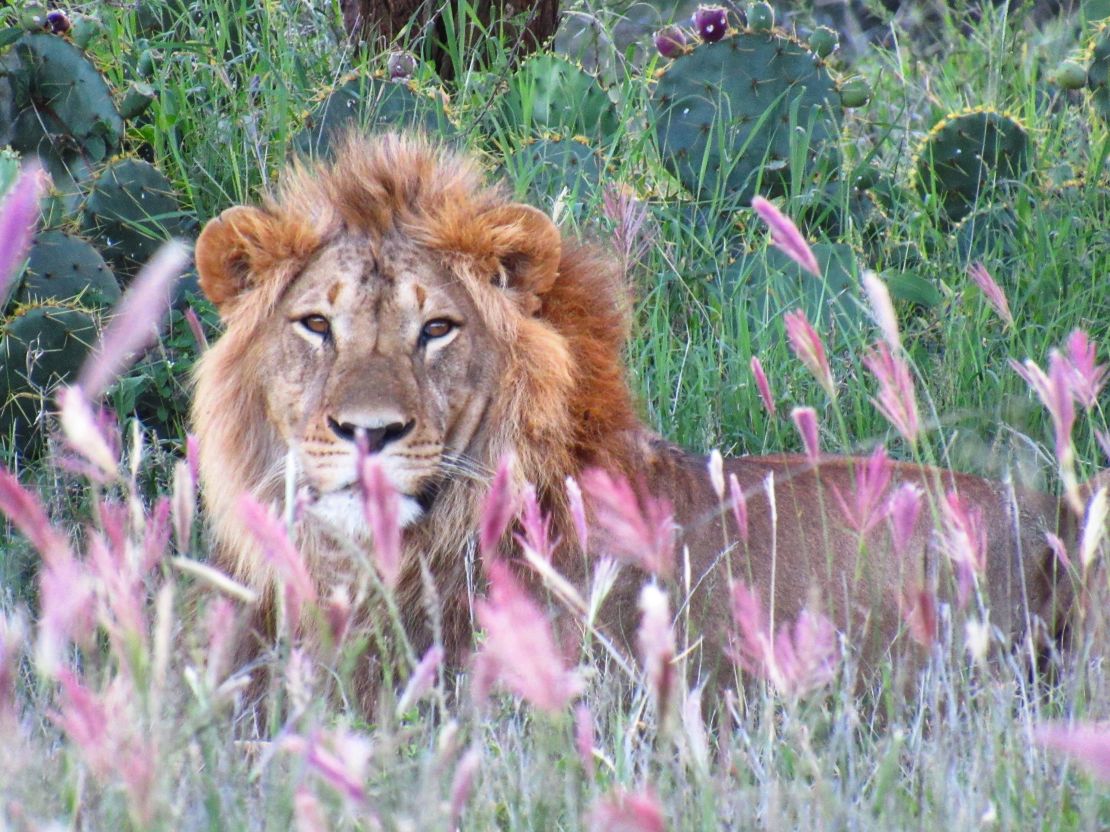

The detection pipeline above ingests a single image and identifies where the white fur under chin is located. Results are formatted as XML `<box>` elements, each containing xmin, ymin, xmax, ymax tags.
<box><xmin>307</xmin><ymin>489</ymin><xmax>425</xmax><ymax>541</ymax></box>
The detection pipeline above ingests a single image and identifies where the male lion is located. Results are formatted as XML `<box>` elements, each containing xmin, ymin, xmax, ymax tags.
<box><xmin>192</xmin><ymin>133</ymin><xmax>1073</xmax><ymax>704</ymax></box>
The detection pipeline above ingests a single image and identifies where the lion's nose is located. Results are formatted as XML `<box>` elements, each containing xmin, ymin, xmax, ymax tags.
<box><xmin>327</xmin><ymin>417</ymin><xmax>415</xmax><ymax>453</ymax></box>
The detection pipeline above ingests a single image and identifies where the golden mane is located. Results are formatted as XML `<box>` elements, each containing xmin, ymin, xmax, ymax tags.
<box><xmin>192</xmin><ymin>133</ymin><xmax>643</xmax><ymax>678</ymax></box>
<box><xmin>193</xmin><ymin>133</ymin><xmax>1076</xmax><ymax>709</ymax></box>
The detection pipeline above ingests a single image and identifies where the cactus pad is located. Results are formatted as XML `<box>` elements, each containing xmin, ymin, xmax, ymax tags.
<box><xmin>294</xmin><ymin>74</ymin><xmax>453</xmax><ymax>158</ymax></box>
<box><xmin>499</xmin><ymin>54</ymin><xmax>617</xmax><ymax>140</ymax></box>
<box><xmin>15</xmin><ymin>230</ymin><xmax>121</xmax><ymax>308</ymax></box>
<box><xmin>79</xmin><ymin>158</ymin><xmax>194</xmax><ymax>278</ymax></box>
<box><xmin>0</xmin><ymin>33</ymin><xmax>123</xmax><ymax>181</ymax></box>
<box><xmin>650</xmin><ymin>29</ymin><xmax>842</xmax><ymax>203</ymax></box>
<box><xmin>0</xmin><ymin>301</ymin><xmax>98</xmax><ymax>449</ymax></box>
<box><xmin>913</xmin><ymin>109</ymin><xmax>1031</xmax><ymax>222</ymax></box>
<box><xmin>1089</xmin><ymin>23</ymin><xmax>1110</xmax><ymax>119</ymax></box>
<box><xmin>504</xmin><ymin>136</ymin><xmax>602</xmax><ymax>203</ymax></box>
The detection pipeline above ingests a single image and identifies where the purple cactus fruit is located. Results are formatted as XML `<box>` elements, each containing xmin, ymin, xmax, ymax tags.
<box><xmin>692</xmin><ymin>6</ymin><xmax>729</xmax><ymax>43</ymax></box>
<box><xmin>387</xmin><ymin>50</ymin><xmax>417</xmax><ymax>81</ymax></box>
<box><xmin>45</xmin><ymin>10</ymin><xmax>72</xmax><ymax>34</ymax></box>
<box><xmin>654</xmin><ymin>25</ymin><xmax>687</xmax><ymax>59</ymax></box>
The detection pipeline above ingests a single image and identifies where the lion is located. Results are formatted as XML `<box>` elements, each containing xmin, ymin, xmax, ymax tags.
<box><xmin>192</xmin><ymin>132</ymin><xmax>1075</xmax><ymax>706</ymax></box>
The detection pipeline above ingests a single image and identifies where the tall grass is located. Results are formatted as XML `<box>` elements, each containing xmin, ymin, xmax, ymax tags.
<box><xmin>0</xmin><ymin>0</ymin><xmax>1108</xmax><ymax>829</ymax></box>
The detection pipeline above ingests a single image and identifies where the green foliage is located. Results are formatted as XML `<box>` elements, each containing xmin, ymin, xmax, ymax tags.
<box><xmin>79</xmin><ymin>157</ymin><xmax>194</xmax><ymax>279</ymax></box>
<box><xmin>497</xmin><ymin>54</ymin><xmax>618</xmax><ymax>140</ymax></box>
<box><xmin>294</xmin><ymin>73</ymin><xmax>454</xmax><ymax>159</ymax></box>
<box><xmin>503</xmin><ymin>135</ymin><xmax>603</xmax><ymax>203</ymax></box>
<box><xmin>0</xmin><ymin>32</ymin><xmax>123</xmax><ymax>187</ymax></box>
<box><xmin>913</xmin><ymin>108</ymin><xmax>1031</xmax><ymax>222</ymax></box>
<box><xmin>1089</xmin><ymin>23</ymin><xmax>1110</xmax><ymax>118</ymax></box>
<box><xmin>15</xmin><ymin>229</ymin><xmax>120</xmax><ymax>308</ymax></box>
<box><xmin>649</xmin><ymin>27</ymin><xmax>842</xmax><ymax>204</ymax></box>
<box><xmin>0</xmin><ymin>300</ymin><xmax>97</xmax><ymax>448</ymax></box>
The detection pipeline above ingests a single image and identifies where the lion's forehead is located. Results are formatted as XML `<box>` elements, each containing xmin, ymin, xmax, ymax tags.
<box><xmin>289</xmin><ymin>235</ymin><xmax>462</xmax><ymax>328</ymax></box>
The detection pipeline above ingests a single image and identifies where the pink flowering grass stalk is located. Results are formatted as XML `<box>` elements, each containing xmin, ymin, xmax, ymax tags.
<box><xmin>479</xmin><ymin>455</ymin><xmax>517</xmax><ymax>559</ymax></box>
<box><xmin>580</xmin><ymin>468</ymin><xmax>676</xmax><ymax>578</ymax></box>
<box><xmin>830</xmin><ymin>445</ymin><xmax>892</xmax><ymax>536</ymax></box>
<box><xmin>940</xmin><ymin>491</ymin><xmax>988</xmax><ymax>607</ymax></box>
<box><xmin>887</xmin><ymin>482</ymin><xmax>923</xmax><ymax>555</ymax></box>
<box><xmin>238</xmin><ymin>494</ymin><xmax>317</xmax><ymax>622</ymax></box>
<box><xmin>861</xmin><ymin>270</ymin><xmax>901</xmax><ymax>350</ymax></box>
<box><xmin>51</xmin><ymin>669</ymin><xmax>158</xmax><ymax>824</ymax></box>
<box><xmin>183</xmin><ymin>305</ymin><xmax>209</xmax><ymax>352</ymax></box>
<box><xmin>1062</xmin><ymin>329</ymin><xmax>1107</xmax><ymax>411</ymax></box>
<box><xmin>395</xmin><ymin>644</ymin><xmax>444</xmax><ymax>717</ymax></box>
<box><xmin>1013</xmin><ymin>352</ymin><xmax>1076</xmax><ymax>461</ymax></box>
<box><xmin>1012</xmin><ymin>349</ymin><xmax>1079</xmax><ymax>510</ymax></box>
<box><xmin>1079</xmin><ymin>486</ymin><xmax>1107</xmax><ymax>572</ymax></box>
<box><xmin>0</xmin><ymin>162</ymin><xmax>46</xmax><ymax>299</ymax></box>
<box><xmin>729</xmin><ymin>581</ymin><xmax>840</xmax><ymax>698</ymax></box>
<box><xmin>967</xmin><ymin>262</ymin><xmax>1015</xmax><ymax>328</ymax></box>
<box><xmin>899</xmin><ymin>586</ymin><xmax>938</xmax><ymax>648</ymax></box>
<box><xmin>293</xmin><ymin>788</ymin><xmax>328</xmax><ymax>832</ymax></box>
<box><xmin>587</xmin><ymin>787</ymin><xmax>666</xmax><ymax>832</ymax></box>
<box><xmin>171</xmin><ymin>459</ymin><xmax>195</xmax><ymax>553</ymax></box>
<box><xmin>565</xmin><ymin>475</ymin><xmax>590</xmax><ymax>552</ymax></box>
<box><xmin>574</xmin><ymin>703</ymin><xmax>596</xmax><ymax>777</ymax></box>
<box><xmin>473</xmin><ymin>560</ymin><xmax>582</xmax><ymax>713</ymax></box>
<box><xmin>790</xmin><ymin>406</ymin><xmax>821</xmax><ymax>463</ymax></box>
<box><xmin>78</xmin><ymin>241</ymin><xmax>189</xmax><ymax>399</ymax></box>
<box><xmin>863</xmin><ymin>341</ymin><xmax>921</xmax><ymax>446</ymax></box>
<box><xmin>707</xmin><ymin>449</ymin><xmax>725</xmax><ymax>500</ymax></box>
<box><xmin>0</xmin><ymin>611</ymin><xmax>25</xmax><ymax>724</ymax></box>
<box><xmin>449</xmin><ymin>748</ymin><xmax>482</xmax><ymax>828</ymax></box>
<box><xmin>322</xmin><ymin>583</ymin><xmax>352</xmax><ymax>648</ymax></box>
<box><xmin>1034</xmin><ymin>723</ymin><xmax>1110</xmax><ymax>781</ymax></box>
<box><xmin>359</xmin><ymin>455</ymin><xmax>402</xmax><ymax>589</ymax></box>
<box><xmin>56</xmin><ymin>386</ymin><xmax>119</xmax><ymax>480</ymax></box>
<box><xmin>515</xmin><ymin>484</ymin><xmax>556</xmax><ymax>562</ymax></box>
<box><xmin>637</xmin><ymin>583</ymin><xmax>676</xmax><ymax>715</ymax></box>
<box><xmin>752</xmin><ymin>195</ymin><xmax>820</xmax><ymax>277</ymax></box>
<box><xmin>749</xmin><ymin>355</ymin><xmax>777</xmax><ymax>417</ymax></box>
<box><xmin>783</xmin><ymin>310</ymin><xmax>836</xmax><ymax>398</ymax></box>
<box><xmin>602</xmin><ymin>184</ymin><xmax>651</xmax><ymax>270</ymax></box>
<box><xmin>290</xmin><ymin>728</ymin><xmax>372</xmax><ymax>807</ymax></box>
<box><xmin>0</xmin><ymin>467</ymin><xmax>73</xmax><ymax>565</ymax></box>
<box><xmin>727</xmin><ymin>473</ymin><xmax>749</xmax><ymax>544</ymax></box>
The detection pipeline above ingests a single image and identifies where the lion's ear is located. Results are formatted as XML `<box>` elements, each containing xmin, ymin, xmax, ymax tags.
<box><xmin>194</xmin><ymin>206</ymin><xmax>275</xmax><ymax>311</ymax></box>
<box><xmin>482</xmin><ymin>204</ymin><xmax>562</xmax><ymax>296</ymax></box>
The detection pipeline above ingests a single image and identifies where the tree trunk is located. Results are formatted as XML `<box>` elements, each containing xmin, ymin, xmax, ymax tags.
<box><xmin>340</xmin><ymin>0</ymin><xmax>560</xmax><ymax>80</ymax></box>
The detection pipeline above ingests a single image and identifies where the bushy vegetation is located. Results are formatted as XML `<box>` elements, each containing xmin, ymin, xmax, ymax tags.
<box><xmin>0</xmin><ymin>0</ymin><xmax>1108</xmax><ymax>829</ymax></box>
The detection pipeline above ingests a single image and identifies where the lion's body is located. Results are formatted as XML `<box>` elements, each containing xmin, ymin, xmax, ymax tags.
<box><xmin>192</xmin><ymin>134</ymin><xmax>1072</xmax><ymax>703</ymax></box>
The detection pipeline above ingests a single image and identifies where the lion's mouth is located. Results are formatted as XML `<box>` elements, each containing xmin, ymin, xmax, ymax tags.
<box><xmin>304</xmin><ymin>480</ymin><xmax>436</xmax><ymax>537</ymax></box>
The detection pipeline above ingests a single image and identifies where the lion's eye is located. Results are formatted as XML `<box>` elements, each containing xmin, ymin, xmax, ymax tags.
<box><xmin>300</xmin><ymin>315</ymin><xmax>331</xmax><ymax>337</ymax></box>
<box><xmin>421</xmin><ymin>319</ymin><xmax>455</xmax><ymax>341</ymax></box>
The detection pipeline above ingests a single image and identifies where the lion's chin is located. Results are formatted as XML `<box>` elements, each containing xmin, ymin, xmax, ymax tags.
<box><xmin>306</xmin><ymin>488</ymin><xmax>426</xmax><ymax>540</ymax></box>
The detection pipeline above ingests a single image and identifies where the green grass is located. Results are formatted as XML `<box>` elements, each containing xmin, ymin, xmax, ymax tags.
<box><xmin>1</xmin><ymin>0</ymin><xmax>1109</xmax><ymax>828</ymax></box>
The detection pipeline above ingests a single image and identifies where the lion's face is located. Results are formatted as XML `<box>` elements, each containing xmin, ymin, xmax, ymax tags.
<box><xmin>191</xmin><ymin>135</ymin><xmax>579</xmax><ymax>554</ymax></box>
<box><xmin>263</xmin><ymin>234</ymin><xmax>500</xmax><ymax>531</ymax></box>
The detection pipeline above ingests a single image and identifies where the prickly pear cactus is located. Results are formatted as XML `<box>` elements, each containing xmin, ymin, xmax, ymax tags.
<box><xmin>913</xmin><ymin>108</ymin><xmax>1031</xmax><ymax>222</ymax></box>
<box><xmin>1089</xmin><ymin>23</ymin><xmax>1110</xmax><ymax>119</ymax></box>
<box><xmin>13</xmin><ymin>230</ymin><xmax>121</xmax><ymax>308</ymax></box>
<box><xmin>0</xmin><ymin>301</ymin><xmax>98</xmax><ymax>450</ymax></box>
<box><xmin>498</xmin><ymin>54</ymin><xmax>618</xmax><ymax>140</ymax></box>
<box><xmin>294</xmin><ymin>74</ymin><xmax>453</xmax><ymax>158</ymax></box>
<box><xmin>649</xmin><ymin>24</ymin><xmax>849</xmax><ymax>203</ymax></box>
<box><xmin>0</xmin><ymin>33</ymin><xmax>123</xmax><ymax>184</ymax></box>
<box><xmin>79</xmin><ymin>158</ymin><xmax>194</xmax><ymax>278</ymax></box>
<box><xmin>504</xmin><ymin>135</ymin><xmax>602</xmax><ymax>203</ymax></box>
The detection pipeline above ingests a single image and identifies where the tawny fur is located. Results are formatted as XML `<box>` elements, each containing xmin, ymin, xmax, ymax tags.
<box><xmin>193</xmin><ymin>133</ymin><xmax>1075</xmax><ymax>709</ymax></box>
